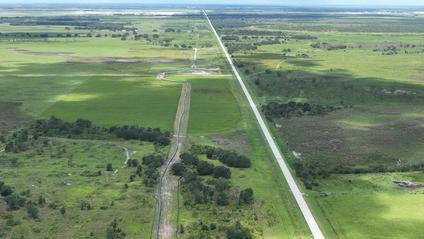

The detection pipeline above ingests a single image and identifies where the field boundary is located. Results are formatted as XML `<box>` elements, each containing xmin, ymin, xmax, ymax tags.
<box><xmin>203</xmin><ymin>9</ymin><xmax>325</xmax><ymax>239</ymax></box>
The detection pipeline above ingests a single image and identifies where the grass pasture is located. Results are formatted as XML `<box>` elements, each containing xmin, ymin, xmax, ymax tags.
<box><xmin>0</xmin><ymin>139</ymin><xmax>160</xmax><ymax>239</ymax></box>
<box><xmin>0</xmin><ymin>11</ymin><xmax>210</xmax><ymax>239</ymax></box>
<box><xmin>215</xmin><ymin>9</ymin><xmax>424</xmax><ymax>238</ymax></box>
<box><xmin>309</xmin><ymin>173</ymin><xmax>424</xmax><ymax>239</ymax></box>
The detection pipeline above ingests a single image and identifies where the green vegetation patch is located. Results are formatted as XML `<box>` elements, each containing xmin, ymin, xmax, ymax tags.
<box><xmin>43</xmin><ymin>77</ymin><xmax>180</xmax><ymax>131</ymax></box>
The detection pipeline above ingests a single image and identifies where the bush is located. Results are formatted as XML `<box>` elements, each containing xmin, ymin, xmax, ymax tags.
<box><xmin>180</xmin><ymin>153</ymin><xmax>198</xmax><ymax>166</ymax></box>
<box><xmin>0</xmin><ymin>182</ymin><xmax>13</xmax><ymax>197</ymax></box>
<box><xmin>106</xmin><ymin>219</ymin><xmax>126</xmax><ymax>239</ymax></box>
<box><xmin>239</xmin><ymin>188</ymin><xmax>254</xmax><ymax>205</ymax></box>
<box><xmin>60</xmin><ymin>206</ymin><xmax>66</xmax><ymax>215</ymax></box>
<box><xmin>5</xmin><ymin>194</ymin><xmax>26</xmax><ymax>210</ymax></box>
<box><xmin>226</xmin><ymin>222</ymin><xmax>252</xmax><ymax>239</ymax></box>
<box><xmin>204</xmin><ymin>147</ymin><xmax>251</xmax><ymax>168</ymax></box>
<box><xmin>26</xmin><ymin>203</ymin><xmax>39</xmax><ymax>219</ymax></box>
<box><xmin>106</xmin><ymin>163</ymin><xmax>113</xmax><ymax>172</ymax></box>
<box><xmin>142</xmin><ymin>155</ymin><xmax>164</xmax><ymax>168</ymax></box>
<box><xmin>171</xmin><ymin>163</ymin><xmax>186</xmax><ymax>176</ymax></box>
<box><xmin>196</xmin><ymin>161</ymin><xmax>215</xmax><ymax>176</ymax></box>
<box><xmin>213</xmin><ymin>166</ymin><xmax>231</xmax><ymax>179</ymax></box>
<box><xmin>217</xmin><ymin>192</ymin><xmax>229</xmax><ymax>206</ymax></box>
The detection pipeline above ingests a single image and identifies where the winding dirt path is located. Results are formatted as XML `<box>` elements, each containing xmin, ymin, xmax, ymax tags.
<box><xmin>156</xmin><ymin>83</ymin><xmax>191</xmax><ymax>239</ymax></box>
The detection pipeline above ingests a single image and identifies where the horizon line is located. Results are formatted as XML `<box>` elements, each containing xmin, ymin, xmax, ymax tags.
<box><xmin>0</xmin><ymin>2</ymin><xmax>424</xmax><ymax>8</ymax></box>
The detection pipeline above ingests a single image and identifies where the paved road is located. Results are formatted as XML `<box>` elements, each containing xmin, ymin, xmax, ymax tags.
<box><xmin>203</xmin><ymin>10</ymin><xmax>325</xmax><ymax>239</ymax></box>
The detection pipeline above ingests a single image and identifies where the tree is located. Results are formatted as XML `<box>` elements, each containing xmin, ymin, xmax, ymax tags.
<box><xmin>106</xmin><ymin>219</ymin><xmax>126</xmax><ymax>239</ymax></box>
<box><xmin>196</xmin><ymin>161</ymin><xmax>214</xmax><ymax>176</ymax></box>
<box><xmin>38</xmin><ymin>195</ymin><xmax>46</xmax><ymax>207</ymax></box>
<box><xmin>213</xmin><ymin>166</ymin><xmax>231</xmax><ymax>179</ymax></box>
<box><xmin>226</xmin><ymin>222</ymin><xmax>252</xmax><ymax>239</ymax></box>
<box><xmin>26</xmin><ymin>203</ymin><xmax>39</xmax><ymax>219</ymax></box>
<box><xmin>171</xmin><ymin>163</ymin><xmax>186</xmax><ymax>176</ymax></box>
<box><xmin>106</xmin><ymin>163</ymin><xmax>113</xmax><ymax>172</ymax></box>
<box><xmin>214</xmin><ymin>178</ymin><xmax>230</xmax><ymax>192</ymax></box>
<box><xmin>5</xmin><ymin>194</ymin><xmax>25</xmax><ymax>210</ymax></box>
<box><xmin>60</xmin><ymin>206</ymin><xmax>66</xmax><ymax>215</ymax></box>
<box><xmin>239</xmin><ymin>188</ymin><xmax>254</xmax><ymax>205</ymax></box>
<box><xmin>0</xmin><ymin>182</ymin><xmax>13</xmax><ymax>197</ymax></box>
<box><xmin>180</xmin><ymin>153</ymin><xmax>198</xmax><ymax>166</ymax></box>
<box><xmin>217</xmin><ymin>192</ymin><xmax>229</xmax><ymax>206</ymax></box>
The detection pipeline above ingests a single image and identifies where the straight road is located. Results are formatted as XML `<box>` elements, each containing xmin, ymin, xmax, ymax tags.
<box><xmin>203</xmin><ymin>10</ymin><xmax>325</xmax><ymax>239</ymax></box>
<box><xmin>156</xmin><ymin>83</ymin><xmax>191</xmax><ymax>239</ymax></box>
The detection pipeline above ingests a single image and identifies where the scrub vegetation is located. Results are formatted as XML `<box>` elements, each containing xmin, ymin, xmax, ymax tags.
<box><xmin>213</xmin><ymin>8</ymin><xmax>424</xmax><ymax>238</ymax></box>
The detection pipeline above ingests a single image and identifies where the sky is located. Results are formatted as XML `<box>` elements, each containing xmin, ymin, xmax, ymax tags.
<box><xmin>1</xmin><ymin>0</ymin><xmax>424</xmax><ymax>6</ymax></box>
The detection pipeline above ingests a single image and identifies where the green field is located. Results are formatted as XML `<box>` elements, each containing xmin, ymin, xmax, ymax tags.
<box><xmin>0</xmin><ymin>138</ymin><xmax>161</xmax><ymax>238</ymax></box>
<box><xmin>215</xmin><ymin>9</ymin><xmax>424</xmax><ymax>239</ymax></box>
<box><xmin>1</xmin><ymin>6</ymin><xmax>424</xmax><ymax>239</ymax></box>
<box><xmin>0</xmin><ymin>12</ymin><xmax>202</xmax><ymax>238</ymax></box>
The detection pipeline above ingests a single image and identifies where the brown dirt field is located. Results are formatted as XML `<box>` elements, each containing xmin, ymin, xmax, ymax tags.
<box><xmin>14</xmin><ymin>48</ymin><xmax>74</xmax><ymax>56</ymax></box>
<box><xmin>0</xmin><ymin>101</ymin><xmax>25</xmax><ymax>130</ymax></box>
<box><xmin>64</xmin><ymin>56</ymin><xmax>144</xmax><ymax>63</ymax></box>
<box><xmin>277</xmin><ymin>106</ymin><xmax>424</xmax><ymax>171</ymax></box>
<box><xmin>210</xmin><ymin>130</ymin><xmax>250</xmax><ymax>154</ymax></box>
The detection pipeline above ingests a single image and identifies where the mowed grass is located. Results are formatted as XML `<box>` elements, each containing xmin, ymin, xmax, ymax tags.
<box><xmin>169</xmin><ymin>75</ymin><xmax>243</xmax><ymax>134</ymax></box>
<box><xmin>43</xmin><ymin>76</ymin><xmax>181</xmax><ymax>131</ymax></box>
<box><xmin>0</xmin><ymin>139</ymin><xmax>159</xmax><ymax>239</ymax></box>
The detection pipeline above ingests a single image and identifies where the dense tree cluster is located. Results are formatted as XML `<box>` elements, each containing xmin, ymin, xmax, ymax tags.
<box><xmin>110</xmin><ymin>125</ymin><xmax>171</xmax><ymax>146</ymax></box>
<box><xmin>0</xmin><ymin>16</ymin><xmax>134</xmax><ymax>32</ymax></box>
<box><xmin>141</xmin><ymin>154</ymin><xmax>165</xmax><ymax>187</ymax></box>
<box><xmin>171</xmin><ymin>151</ymin><xmax>253</xmax><ymax>208</ymax></box>
<box><xmin>222</xmin><ymin>35</ymin><xmax>240</xmax><ymax>41</ymax></box>
<box><xmin>4</xmin><ymin>129</ymin><xmax>30</xmax><ymax>153</ymax></box>
<box><xmin>225</xmin><ymin>43</ymin><xmax>258</xmax><ymax>54</ymax></box>
<box><xmin>31</xmin><ymin>116</ymin><xmax>170</xmax><ymax>146</ymax></box>
<box><xmin>262</xmin><ymin>101</ymin><xmax>341</xmax><ymax>120</ymax></box>
<box><xmin>199</xmin><ymin>146</ymin><xmax>251</xmax><ymax>168</ymax></box>
<box><xmin>4</xmin><ymin>117</ymin><xmax>170</xmax><ymax>153</ymax></box>
<box><xmin>311</xmin><ymin>42</ymin><xmax>347</xmax><ymax>51</ymax></box>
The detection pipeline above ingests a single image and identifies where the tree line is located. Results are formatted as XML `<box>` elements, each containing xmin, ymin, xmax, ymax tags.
<box><xmin>262</xmin><ymin>101</ymin><xmax>342</xmax><ymax>120</ymax></box>
<box><xmin>192</xmin><ymin>145</ymin><xmax>252</xmax><ymax>168</ymax></box>
<box><xmin>4</xmin><ymin>117</ymin><xmax>171</xmax><ymax>153</ymax></box>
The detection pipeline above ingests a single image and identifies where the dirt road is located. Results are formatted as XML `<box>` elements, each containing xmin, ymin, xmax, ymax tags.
<box><xmin>156</xmin><ymin>83</ymin><xmax>191</xmax><ymax>239</ymax></box>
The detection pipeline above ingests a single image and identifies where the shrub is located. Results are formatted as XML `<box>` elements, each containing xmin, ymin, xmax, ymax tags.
<box><xmin>226</xmin><ymin>222</ymin><xmax>252</xmax><ymax>239</ymax></box>
<box><xmin>5</xmin><ymin>194</ymin><xmax>25</xmax><ymax>210</ymax></box>
<box><xmin>213</xmin><ymin>166</ymin><xmax>231</xmax><ymax>179</ymax></box>
<box><xmin>26</xmin><ymin>203</ymin><xmax>39</xmax><ymax>219</ymax></box>
<box><xmin>239</xmin><ymin>188</ymin><xmax>254</xmax><ymax>205</ymax></box>
<box><xmin>106</xmin><ymin>163</ymin><xmax>113</xmax><ymax>172</ymax></box>
<box><xmin>171</xmin><ymin>163</ymin><xmax>186</xmax><ymax>176</ymax></box>
<box><xmin>180</xmin><ymin>153</ymin><xmax>198</xmax><ymax>166</ymax></box>
<box><xmin>196</xmin><ymin>161</ymin><xmax>215</xmax><ymax>176</ymax></box>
